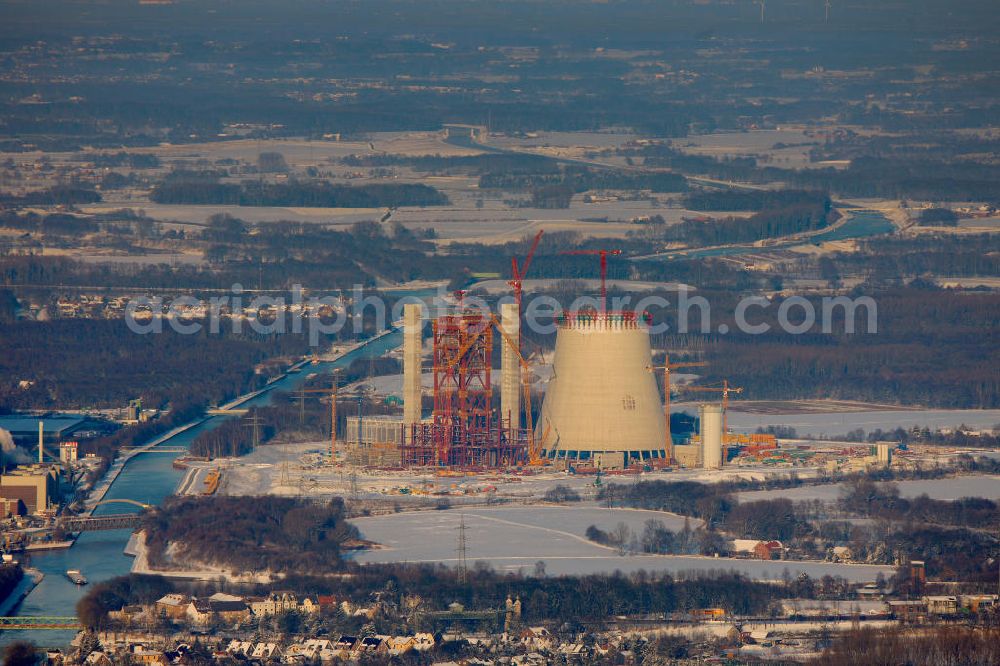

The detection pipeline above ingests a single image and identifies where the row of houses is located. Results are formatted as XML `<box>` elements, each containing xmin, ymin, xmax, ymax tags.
<box><xmin>111</xmin><ymin>591</ymin><xmax>375</xmax><ymax>628</ymax></box>
<box><xmin>74</xmin><ymin>625</ymin><xmax>636</xmax><ymax>665</ymax></box>
<box><xmin>888</xmin><ymin>594</ymin><xmax>998</xmax><ymax>621</ymax></box>
<box><xmin>228</xmin><ymin>634</ymin><xmax>436</xmax><ymax>661</ymax></box>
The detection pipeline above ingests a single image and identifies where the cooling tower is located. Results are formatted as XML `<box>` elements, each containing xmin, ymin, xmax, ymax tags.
<box><xmin>402</xmin><ymin>303</ymin><xmax>422</xmax><ymax>429</ymax></box>
<box><xmin>536</xmin><ymin>311</ymin><xmax>666</xmax><ymax>463</ymax></box>
<box><xmin>500</xmin><ymin>302</ymin><xmax>520</xmax><ymax>430</ymax></box>
<box><xmin>699</xmin><ymin>403</ymin><xmax>723</xmax><ymax>469</ymax></box>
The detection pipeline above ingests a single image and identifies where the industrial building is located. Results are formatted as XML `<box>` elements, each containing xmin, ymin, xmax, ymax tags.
<box><xmin>535</xmin><ymin>310</ymin><xmax>667</xmax><ymax>464</ymax></box>
<box><xmin>59</xmin><ymin>441</ymin><xmax>79</xmax><ymax>464</ymax></box>
<box><xmin>344</xmin><ymin>416</ymin><xmax>404</xmax><ymax>466</ymax></box>
<box><xmin>0</xmin><ymin>415</ymin><xmax>89</xmax><ymax>446</ymax></box>
<box><xmin>0</xmin><ymin>465</ymin><xmax>59</xmax><ymax>514</ymax></box>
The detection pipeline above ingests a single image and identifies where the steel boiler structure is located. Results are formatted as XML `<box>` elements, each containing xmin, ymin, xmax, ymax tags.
<box><xmin>401</xmin><ymin>312</ymin><xmax>530</xmax><ymax>468</ymax></box>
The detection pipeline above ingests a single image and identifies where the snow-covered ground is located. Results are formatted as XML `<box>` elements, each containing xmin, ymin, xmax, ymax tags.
<box><xmin>725</xmin><ymin>408</ymin><xmax>1000</xmax><ymax>439</ymax></box>
<box><xmin>737</xmin><ymin>474</ymin><xmax>1000</xmax><ymax>504</ymax></box>
<box><xmin>347</xmin><ymin>505</ymin><xmax>893</xmax><ymax>582</ymax></box>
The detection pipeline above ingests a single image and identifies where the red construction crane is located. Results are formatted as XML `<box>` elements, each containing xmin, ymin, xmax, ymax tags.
<box><xmin>559</xmin><ymin>248</ymin><xmax>622</xmax><ymax>312</ymax></box>
<box><xmin>647</xmin><ymin>354</ymin><xmax>708</xmax><ymax>462</ymax></box>
<box><xmin>508</xmin><ymin>230</ymin><xmax>544</xmax><ymax>311</ymax></box>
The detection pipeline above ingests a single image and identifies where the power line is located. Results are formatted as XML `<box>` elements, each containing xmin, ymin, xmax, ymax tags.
<box><xmin>242</xmin><ymin>414</ymin><xmax>264</xmax><ymax>456</ymax></box>
<box><xmin>457</xmin><ymin>514</ymin><xmax>469</xmax><ymax>585</ymax></box>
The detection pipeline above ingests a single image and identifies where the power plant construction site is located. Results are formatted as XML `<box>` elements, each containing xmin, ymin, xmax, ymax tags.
<box><xmin>161</xmin><ymin>236</ymin><xmax>996</xmax><ymax>582</ymax></box>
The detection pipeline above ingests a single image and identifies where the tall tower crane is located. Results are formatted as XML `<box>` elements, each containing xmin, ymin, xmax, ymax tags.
<box><xmin>491</xmin><ymin>314</ymin><xmax>547</xmax><ymax>465</ymax></box>
<box><xmin>559</xmin><ymin>248</ymin><xmax>622</xmax><ymax>312</ymax></box>
<box><xmin>679</xmin><ymin>380</ymin><xmax>744</xmax><ymax>435</ymax></box>
<box><xmin>291</xmin><ymin>370</ymin><xmax>341</xmax><ymax>462</ymax></box>
<box><xmin>508</xmin><ymin>230</ymin><xmax>544</xmax><ymax>313</ymax></box>
<box><xmin>647</xmin><ymin>354</ymin><xmax>707</xmax><ymax>462</ymax></box>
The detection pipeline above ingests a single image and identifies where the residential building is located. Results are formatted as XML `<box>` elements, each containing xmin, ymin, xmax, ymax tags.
<box><xmin>925</xmin><ymin>595</ymin><xmax>959</xmax><ymax>615</ymax></box>
<box><xmin>154</xmin><ymin>594</ymin><xmax>190</xmax><ymax>619</ymax></box>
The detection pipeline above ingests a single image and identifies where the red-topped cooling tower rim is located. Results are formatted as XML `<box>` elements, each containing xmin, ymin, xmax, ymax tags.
<box><xmin>557</xmin><ymin>310</ymin><xmax>653</xmax><ymax>328</ymax></box>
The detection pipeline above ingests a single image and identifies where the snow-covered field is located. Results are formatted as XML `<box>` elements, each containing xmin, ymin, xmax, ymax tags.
<box><xmin>347</xmin><ymin>505</ymin><xmax>893</xmax><ymax>582</ymax></box>
<box><xmin>725</xmin><ymin>408</ymin><xmax>1000</xmax><ymax>438</ymax></box>
<box><xmin>737</xmin><ymin>474</ymin><xmax>1000</xmax><ymax>503</ymax></box>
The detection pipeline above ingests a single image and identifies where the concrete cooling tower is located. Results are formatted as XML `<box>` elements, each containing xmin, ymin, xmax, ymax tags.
<box><xmin>536</xmin><ymin>311</ymin><xmax>667</xmax><ymax>465</ymax></box>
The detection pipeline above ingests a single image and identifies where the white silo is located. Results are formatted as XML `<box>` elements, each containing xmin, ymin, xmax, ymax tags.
<box><xmin>535</xmin><ymin>311</ymin><xmax>666</xmax><ymax>466</ymax></box>
<box><xmin>700</xmin><ymin>403</ymin><xmax>723</xmax><ymax>469</ymax></box>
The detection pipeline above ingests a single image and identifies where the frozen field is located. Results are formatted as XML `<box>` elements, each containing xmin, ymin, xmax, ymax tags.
<box><xmin>737</xmin><ymin>474</ymin><xmax>1000</xmax><ymax>504</ymax></box>
<box><xmin>724</xmin><ymin>408</ymin><xmax>1000</xmax><ymax>438</ymax></box>
<box><xmin>348</xmin><ymin>505</ymin><xmax>892</xmax><ymax>582</ymax></box>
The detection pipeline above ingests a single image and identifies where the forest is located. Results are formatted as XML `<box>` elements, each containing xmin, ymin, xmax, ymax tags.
<box><xmin>684</xmin><ymin>188</ymin><xmax>828</xmax><ymax>212</ymax></box>
<box><xmin>150</xmin><ymin>178</ymin><xmax>449</xmax><ymax>208</ymax></box>
<box><xmin>599</xmin><ymin>477</ymin><xmax>1000</xmax><ymax>582</ymax></box>
<box><xmin>0</xmin><ymin>318</ymin><xmax>315</xmax><ymax>412</ymax></box>
<box><xmin>635</xmin><ymin>144</ymin><xmax>1000</xmax><ymax>202</ymax></box>
<box><xmin>840</xmin><ymin>479</ymin><xmax>999</xmax><ymax>529</ymax></box>
<box><xmin>661</xmin><ymin>193</ymin><xmax>833</xmax><ymax>246</ymax></box>
<box><xmin>831</xmin><ymin>233</ymin><xmax>1000</xmax><ymax>279</ymax></box>
<box><xmin>0</xmin><ymin>185</ymin><xmax>101</xmax><ymax>206</ymax></box>
<box><xmin>479</xmin><ymin>166</ymin><xmax>687</xmax><ymax>195</ymax></box>
<box><xmin>140</xmin><ymin>496</ymin><xmax>358</xmax><ymax>576</ymax></box>
<box><xmin>0</xmin><ymin>563</ymin><xmax>23</xmax><ymax>608</ymax></box>
<box><xmin>814</xmin><ymin>626</ymin><xmax>1000</xmax><ymax>666</ymax></box>
<box><xmin>698</xmin><ymin>288</ymin><xmax>1000</xmax><ymax>408</ymax></box>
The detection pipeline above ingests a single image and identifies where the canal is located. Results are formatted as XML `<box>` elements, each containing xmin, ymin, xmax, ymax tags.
<box><xmin>1</xmin><ymin>329</ymin><xmax>404</xmax><ymax>648</ymax></box>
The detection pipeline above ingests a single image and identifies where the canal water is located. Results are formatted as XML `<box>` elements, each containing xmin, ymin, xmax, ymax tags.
<box><xmin>2</xmin><ymin>330</ymin><xmax>403</xmax><ymax>648</ymax></box>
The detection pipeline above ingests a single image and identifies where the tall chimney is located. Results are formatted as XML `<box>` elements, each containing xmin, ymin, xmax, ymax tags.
<box><xmin>500</xmin><ymin>302</ymin><xmax>520</xmax><ymax>430</ymax></box>
<box><xmin>38</xmin><ymin>420</ymin><xmax>44</xmax><ymax>464</ymax></box>
<box><xmin>402</xmin><ymin>303</ymin><xmax>423</xmax><ymax>434</ymax></box>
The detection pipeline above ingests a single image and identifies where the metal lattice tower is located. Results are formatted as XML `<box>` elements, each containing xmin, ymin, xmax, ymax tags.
<box><xmin>243</xmin><ymin>414</ymin><xmax>264</xmax><ymax>455</ymax></box>
<box><xmin>433</xmin><ymin>314</ymin><xmax>492</xmax><ymax>467</ymax></box>
<box><xmin>402</xmin><ymin>311</ymin><xmax>530</xmax><ymax>470</ymax></box>
<box><xmin>457</xmin><ymin>514</ymin><xmax>469</xmax><ymax>585</ymax></box>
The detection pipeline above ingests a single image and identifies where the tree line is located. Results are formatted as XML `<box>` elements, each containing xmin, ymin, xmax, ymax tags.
<box><xmin>661</xmin><ymin>194</ymin><xmax>833</xmax><ymax>246</ymax></box>
<box><xmin>150</xmin><ymin>177</ymin><xmax>449</xmax><ymax>208</ymax></box>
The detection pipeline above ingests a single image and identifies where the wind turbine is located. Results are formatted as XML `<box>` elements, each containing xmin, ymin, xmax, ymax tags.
<box><xmin>755</xmin><ymin>0</ymin><xmax>766</xmax><ymax>24</ymax></box>
<box><xmin>825</xmin><ymin>0</ymin><xmax>832</xmax><ymax>22</ymax></box>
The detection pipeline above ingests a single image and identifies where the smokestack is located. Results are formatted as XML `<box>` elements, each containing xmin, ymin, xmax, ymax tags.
<box><xmin>38</xmin><ymin>420</ymin><xmax>44</xmax><ymax>464</ymax></box>
<box><xmin>500</xmin><ymin>302</ymin><xmax>520</xmax><ymax>430</ymax></box>
<box><xmin>700</xmin><ymin>404</ymin><xmax>723</xmax><ymax>469</ymax></box>
<box><xmin>402</xmin><ymin>303</ymin><xmax>423</xmax><ymax>434</ymax></box>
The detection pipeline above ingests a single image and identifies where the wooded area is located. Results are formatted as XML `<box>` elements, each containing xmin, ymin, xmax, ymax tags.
<box><xmin>141</xmin><ymin>496</ymin><xmax>358</xmax><ymax>575</ymax></box>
